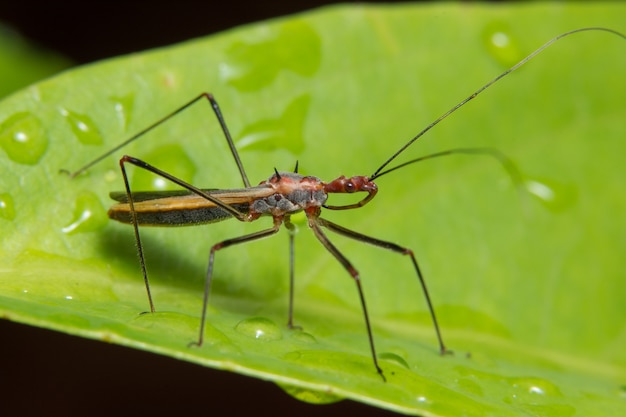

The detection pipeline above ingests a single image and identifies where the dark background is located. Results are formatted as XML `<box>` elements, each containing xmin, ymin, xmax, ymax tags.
<box><xmin>0</xmin><ymin>2</ymin><xmax>410</xmax><ymax>416</ymax></box>
<box><xmin>1</xmin><ymin>1</ymin><xmax>392</xmax><ymax>64</ymax></box>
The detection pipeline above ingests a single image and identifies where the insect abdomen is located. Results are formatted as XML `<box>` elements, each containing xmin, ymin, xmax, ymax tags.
<box><xmin>108</xmin><ymin>203</ymin><xmax>250</xmax><ymax>226</ymax></box>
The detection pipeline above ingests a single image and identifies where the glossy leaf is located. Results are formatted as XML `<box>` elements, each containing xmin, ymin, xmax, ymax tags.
<box><xmin>0</xmin><ymin>22</ymin><xmax>72</xmax><ymax>99</ymax></box>
<box><xmin>1</xmin><ymin>3</ymin><xmax>625</xmax><ymax>415</ymax></box>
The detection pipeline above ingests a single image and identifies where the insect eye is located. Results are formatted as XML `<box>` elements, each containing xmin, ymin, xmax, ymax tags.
<box><xmin>345</xmin><ymin>181</ymin><xmax>356</xmax><ymax>192</ymax></box>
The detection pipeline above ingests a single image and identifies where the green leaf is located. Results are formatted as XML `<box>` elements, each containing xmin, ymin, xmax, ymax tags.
<box><xmin>1</xmin><ymin>3</ymin><xmax>625</xmax><ymax>415</ymax></box>
<box><xmin>0</xmin><ymin>23</ymin><xmax>72</xmax><ymax>99</ymax></box>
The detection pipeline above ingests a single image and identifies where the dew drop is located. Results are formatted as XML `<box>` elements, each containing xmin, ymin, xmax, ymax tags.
<box><xmin>61</xmin><ymin>192</ymin><xmax>107</xmax><ymax>234</ymax></box>
<box><xmin>482</xmin><ymin>23</ymin><xmax>524</xmax><ymax>68</ymax></box>
<box><xmin>221</xmin><ymin>20</ymin><xmax>321</xmax><ymax>91</ymax></box>
<box><xmin>505</xmin><ymin>376</ymin><xmax>564</xmax><ymax>408</ymax></box>
<box><xmin>132</xmin><ymin>311</ymin><xmax>203</xmax><ymax>339</ymax></box>
<box><xmin>524</xmin><ymin>177</ymin><xmax>577</xmax><ymax>212</ymax></box>
<box><xmin>289</xmin><ymin>329</ymin><xmax>316</xmax><ymax>344</ymax></box>
<box><xmin>491</xmin><ymin>32</ymin><xmax>509</xmax><ymax>48</ymax></box>
<box><xmin>110</xmin><ymin>94</ymin><xmax>135</xmax><ymax>130</ymax></box>
<box><xmin>0</xmin><ymin>192</ymin><xmax>16</xmax><ymax>220</ymax></box>
<box><xmin>0</xmin><ymin>112</ymin><xmax>47</xmax><ymax>164</ymax></box>
<box><xmin>379</xmin><ymin>352</ymin><xmax>410</xmax><ymax>369</ymax></box>
<box><xmin>526</xmin><ymin>179</ymin><xmax>554</xmax><ymax>201</ymax></box>
<box><xmin>509</xmin><ymin>377</ymin><xmax>562</xmax><ymax>398</ymax></box>
<box><xmin>277</xmin><ymin>383</ymin><xmax>343</xmax><ymax>404</ymax></box>
<box><xmin>235</xmin><ymin>317</ymin><xmax>282</xmax><ymax>341</ymax></box>
<box><xmin>236</xmin><ymin>94</ymin><xmax>309</xmax><ymax>153</ymax></box>
<box><xmin>59</xmin><ymin>108</ymin><xmax>103</xmax><ymax>145</ymax></box>
<box><xmin>104</xmin><ymin>169</ymin><xmax>117</xmax><ymax>183</ymax></box>
<box><xmin>130</xmin><ymin>144</ymin><xmax>196</xmax><ymax>191</ymax></box>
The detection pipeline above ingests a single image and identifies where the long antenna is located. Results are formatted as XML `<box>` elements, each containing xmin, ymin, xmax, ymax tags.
<box><xmin>66</xmin><ymin>93</ymin><xmax>251</xmax><ymax>188</ymax></box>
<box><xmin>370</xmin><ymin>27</ymin><xmax>625</xmax><ymax>179</ymax></box>
<box><xmin>370</xmin><ymin>147</ymin><xmax>521</xmax><ymax>184</ymax></box>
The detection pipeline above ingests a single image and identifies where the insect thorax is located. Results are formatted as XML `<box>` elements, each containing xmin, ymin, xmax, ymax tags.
<box><xmin>250</xmin><ymin>171</ymin><xmax>328</xmax><ymax>216</ymax></box>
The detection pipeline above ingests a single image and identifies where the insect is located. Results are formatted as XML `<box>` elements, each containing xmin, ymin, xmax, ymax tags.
<box><xmin>68</xmin><ymin>27</ymin><xmax>624</xmax><ymax>381</ymax></box>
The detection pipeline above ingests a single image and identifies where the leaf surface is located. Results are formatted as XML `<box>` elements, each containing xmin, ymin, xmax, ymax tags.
<box><xmin>1</xmin><ymin>3</ymin><xmax>625</xmax><ymax>415</ymax></box>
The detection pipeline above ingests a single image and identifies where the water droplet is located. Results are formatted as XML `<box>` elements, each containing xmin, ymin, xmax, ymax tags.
<box><xmin>504</xmin><ymin>377</ymin><xmax>573</xmax><ymax>416</ymax></box>
<box><xmin>221</xmin><ymin>20</ymin><xmax>321</xmax><ymax>91</ymax></box>
<box><xmin>289</xmin><ymin>330</ymin><xmax>316</xmax><ymax>344</ymax></box>
<box><xmin>237</xmin><ymin>94</ymin><xmax>309</xmax><ymax>153</ymax></box>
<box><xmin>379</xmin><ymin>352</ymin><xmax>409</xmax><ymax>369</ymax></box>
<box><xmin>0</xmin><ymin>112</ymin><xmax>47</xmax><ymax>164</ymax></box>
<box><xmin>110</xmin><ymin>94</ymin><xmax>135</xmax><ymax>130</ymax></box>
<box><xmin>508</xmin><ymin>376</ymin><xmax>562</xmax><ymax>400</ymax></box>
<box><xmin>282</xmin><ymin>350</ymin><xmax>386</xmax><ymax>381</ymax></box>
<box><xmin>527</xmin><ymin>179</ymin><xmax>554</xmax><ymax>200</ymax></box>
<box><xmin>130</xmin><ymin>144</ymin><xmax>196</xmax><ymax>191</ymax></box>
<box><xmin>61</xmin><ymin>192</ymin><xmax>107</xmax><ymax>234</ymax></box>
<box><xmin>104</xmin><ymin>169</ymin><xmax>117</xmax><ymax>183</ymax></box>
<box><xmin>277</xmin><ymin>383</ymin><xmax>343</xmax><ymax>404</ymax></box>
<box><xmin>0</xmin><ymin>192</ymin><xmax>16</xmax><ymax>220</ymax></box>
<box><xmin>524</xmin><ymin>176</ymin><xmax>577</xmax><ymax>212</ymax></box>
<box><xmin>59</xmin><ymin>108</ymin><xmax>103</xmax><ymax>145</ymax></box>
<box><xmin>235</xmin><ymin>317</ymin><xmax>282</xmax><ymax>341</ymax></box>
<box><xmin>482</xmin><ymin>23</ymin><xmax>524</xmax><ymax>68</ymax></box>
<box><xmin>455</xmin><ymin>367</ymin><xmax>572</xmax><ymax>414</ymax></box>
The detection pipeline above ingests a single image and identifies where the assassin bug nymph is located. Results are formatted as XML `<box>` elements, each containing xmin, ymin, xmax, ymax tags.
<box><xmin>68</xmin><ymin>28</ymin><xmax>625</xmax><ymax>381</ymax></box>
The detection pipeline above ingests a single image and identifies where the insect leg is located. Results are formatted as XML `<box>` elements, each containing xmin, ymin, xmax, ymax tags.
<box><xmin>118</xmin><ymin>155</ymin><xmax>250</xmax><ymax>314</ymax></box>
<box><xmin>119</xmin><ymin>156</ymin><xmax>153</xmax><ymax>313</ymax></box>
<box><xmin>68</xmin><ymin>93</ymin><xmax>250</xmax><ymax>187</ymax></box>
<box><xmin>120</xmin><ymin>155</ymin><xmax>247</xmax><ymax>220</ymax></box>
<box><xmin>191</xmin><ymin>217</ymin><xmax>283</xmax><ymax>347</ymax></box>
<box><xmin>206</xmin><ymin>94</ymin><xmax>250</xmax><ymax>187</ymax></box>
<box><xmin>284</xmin><ymin>215</ymin><xmax>300</xmax><ymax>329</ymax></box>
<box><xmin>308</xmin><ymin>217</ymin><xmax>386</xmax><ymax>382</ymax></box>
<box><xmin>316</xmin><ymin>217</ymin><xmax>449</xmax><ymax>357</ymax></box>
